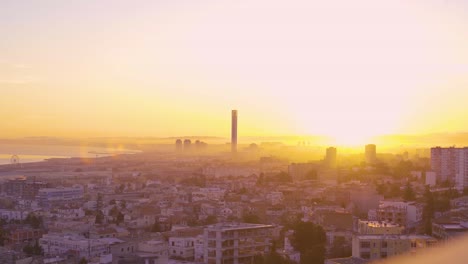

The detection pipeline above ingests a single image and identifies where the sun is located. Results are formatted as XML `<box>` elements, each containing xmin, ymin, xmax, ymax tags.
<box><xmin>330</xmin><ymin>131</ymin><xmax>373</xmax><ymax>147</ymax></box>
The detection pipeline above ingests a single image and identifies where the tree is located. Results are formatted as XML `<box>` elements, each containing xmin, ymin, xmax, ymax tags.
<box><xmin>79</xmin><ymin>257</ymin><xmax>88</xmax><ymax>264</ymax></box>
<box><xmin>151</xmin><ymin>221</ymin><xmax>161</xmax><ymax>232</ymax></box>
<box><xmin>24</xmin><ymin>213</ymin><xmax>43</xmax><ymax>229</ymax></box>
<box><xmin>116</xmin><ymin>212</ymin><xmax>125</xmax><ymax>225</ymax></box>
<box><xmin>256</xmin><ymin>174</ymin><xmax>265</xmax><ymax>186</ymax></box>
<box><xmin>422</xmin><ymin>186</ymin><xmax>434</xmax><ymax>235</ymax></box>
<box><xmin>329</xmin><ymin>236</ymin><xmax>351</xmax><ymax>258</ymax></box>
<box><xmin>387</xmin><ymin>184</ymin><xmax>401</xmax><ymax>198</ymax></box>
<box><xmin>204</xmin><ymin>215</ymin><xmax>218</xmax><ymax>225</ymax></box>
<box><xmin>376</xmin><ymin>183</ymin><xmax>386</xmax><ymax>195</ymax></box>
<box><xmin>0</xmin><ymin>225</ymin><xmax>5</xmax><ymax>246</ymax></box>
<box><xmin>290</xmin><ymin>222</ymin><xmax>326</xmax><ymax>264</ymax></box>
<box><xmin>95</xmin><ymin>210</ymin><xmax>104</xmax><ymax>224</ymax></box>
<box><xmin>403</xmin><ymin>182</ymin><xmax>416</xmax><ymax>201</ymax></box>
<box><xmin>23</xmin><ymin>240</ymin><xmax>43</xmax><ymax>256</ymax></box>
<box><xmin>243</xmin><ymin>212</ymin><xmax>261</xmax><ymax>224</ymax></box>
<box><xmin>96</xmin><ymin>193</ymin><xmax>103</xmax><ymax>210</ymax></box>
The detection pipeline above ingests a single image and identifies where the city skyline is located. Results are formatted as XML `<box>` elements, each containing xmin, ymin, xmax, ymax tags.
<box><xmin>1</xmin><ymin>0</ymin><xmax>468</xmax><ymax>145</ymax></box>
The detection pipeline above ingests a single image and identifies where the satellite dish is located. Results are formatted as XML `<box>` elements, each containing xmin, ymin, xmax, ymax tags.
<box><xmin>10</xmin><ymin>155</ymin><xmax>20</xmax><ymax>165</ymax></box>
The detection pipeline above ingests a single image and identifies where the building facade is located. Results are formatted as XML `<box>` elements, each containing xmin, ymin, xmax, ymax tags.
<box><xmin>352</xmin><ymin>234</ymin><xmax>437</xmax><ymax>261</ymax></box>
<box><xmin>365</xmin><ymin>144</ymin><xmax>377</xmax><ymax>164</ymax></box>
<box><xmin>203</xmin><ymin>223</ymin><xmax>273</xmax><ymax>264</ymax></box>
<box><xmin>37</xmin><ymin>187</ymin><xmax>84</xmax><ymax>208</ymax></box>
<box><xmin>431</xmin><ymin>147</ymin><xmax>468</xmax><ymax>189</ymax></box>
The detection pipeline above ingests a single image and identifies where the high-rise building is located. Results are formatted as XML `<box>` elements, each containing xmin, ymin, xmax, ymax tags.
<box><xmin>184</xmin><ymin>139</ymin><xmax>192</xmax><ymax>151</ymax></box>
<box><xmin>175</xmin><ymin>139</ymin><xmax>183</xmax><ymax>152</ymax></box>
<box><xmin>231</xmin><ymin>110</ymin><xmax>238</xmax><ymax>153</ymax></box>
<box><xmin>365</xmin><ymin>144</ymin><xmax>377</xmax><ymax>163</ymax></box>
<box><xmin>431</xmin><ymin>147</ymin><xmax>468</xmax><ymax>189</ymax></box>
<box><xmin>325</xmin><ymin>147</ymin><xmax>337</xmax><ymax>167</ymax></box>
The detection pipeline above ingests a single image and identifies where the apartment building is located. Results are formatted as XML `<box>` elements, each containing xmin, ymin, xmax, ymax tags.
<box><xmin>203</xmin><ymin>223</ymin><xmax>273</xmax><ymax>264</ymax></box>
<box><xmin>40</xmin><ymin>233</ymin><xmax>110</xmax><ymax>259</ymax></box>
<box><xmin>431</xmin><ymin>147</ymin><xmax>468</xmax><ymax>189</ymax></box>
<box><xmin>352</xmin><ymin>234</ymin><xmax>437</xmax><ymax>260</ymax></box>
<box><xmin>37</xmin><ymin>186</ymin><xmax>84</xmax><ymax>208</ymax></box>
<box><xmin>376</xmin><ymin>201</ymin><xmax>422</xmax><ymax>228</ymax></box>
<box><xmin>357</xmin><ymin>220</ymin><xmax>404</xmax><ymax>235</ymax></box>
<box><xmin>168</xmin><ymin>236</ymin><xmax>195</xmax><ymax>260</ymax></box>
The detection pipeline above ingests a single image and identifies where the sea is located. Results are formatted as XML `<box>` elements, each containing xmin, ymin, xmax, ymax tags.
<box><xmin>0</xmin><ymin>143</ymin><xmax>138</xmax><ymax>165</ymax></box>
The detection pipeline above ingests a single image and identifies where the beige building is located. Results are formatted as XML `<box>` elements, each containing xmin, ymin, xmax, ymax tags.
<box><xmin>352</xmin><ymin>234</ymin><xmax>437</xmax><ymax>260</ymax></box>
<box><xmin>357</xmin><ymin>220</ymin><xmax>404</xmax><ymax>235</ymax></box>
<box><xmin>203</xmin><ymin>223</ymin><xmax>273</xmax><ymax>264</ymax></box>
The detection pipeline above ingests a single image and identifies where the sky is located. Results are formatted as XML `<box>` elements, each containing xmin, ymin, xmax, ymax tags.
<box><xmin>1</xmin><ymin>0</ymin><xmax>468</xmax><ymax>145</ymax></box>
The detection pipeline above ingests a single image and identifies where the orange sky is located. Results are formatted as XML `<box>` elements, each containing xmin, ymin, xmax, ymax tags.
<box><xmin>1</xmin><ymin>0</ymin><xmax>468</xmax><ymax>145</ymax></box>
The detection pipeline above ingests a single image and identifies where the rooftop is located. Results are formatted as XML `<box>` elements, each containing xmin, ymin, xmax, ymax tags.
<box><xmin>206</xmin><ymin>222</ymin><xmax>273</xmax><ymax>231</ymax></box>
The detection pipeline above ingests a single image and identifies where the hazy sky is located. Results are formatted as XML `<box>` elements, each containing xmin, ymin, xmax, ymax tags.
<box><xmin>1</xmin><ymin>0</ymin><xmax>468</xmax><ymax>144</ymax></box>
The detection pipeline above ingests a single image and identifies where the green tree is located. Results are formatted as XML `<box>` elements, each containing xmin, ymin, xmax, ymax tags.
<box><xmin>96</xmin><ymin>193</ymin><xmax>103</xmax><ymax>210</ymax></box>
<box><xmin>79</xmin><ymin>257</ymin><xmax>88</xmax><ymax>264</ymax></box>
<box><xmin>0</xmin><ymin>225</ymin><xmax>5</xmax><ymax>246</ymax></box>
<box><xmin>256</xmin><ymin>174</ymin><xmax>265</xmax><ymax>186</ymax></box>
<box><xmin>116</xmin><ymin>212</ymin><xmax>124</xmax><ymax>225</ymax></box>
<box><xmin>204</xmin><ymin>215</ymin><xmax>218</xmax><ymax>225</ymax></box>
<box><xmin>24</xmin><ymin>213</ymin><xmax>43</xmax><ymax>229</ymax></box>
<box><xmin>422</xmin><ymin>186</ymin><xmax>434</xmax><ymax>235</ymax></box>
<box><xmin>262</xmin><ymin>242</ymin><xmax>292</xmax><ymax>264</ymax></box>
<box><xmin>243</xmin><ymin>212</ymin><xmax>261</xmax><ymax>224</ymax></box>
<box><xmin>95</xmin><ymin>210</ymin><xmax>104</xmax><ymax>224</ymax></box>
<box><xmin>403</xmin><ymin>182</ymin><xmax>416</xmax><ymax>201</ymax></box>
<box><xmin>329</xmin><ymin>236</ymin><xmax>351</xmax><ymax>258</ymax></box>
<box><xmin>151</xmin><ymin>221</ymin><xmax>161</xmax><ymax>232</ymax></box>
<box><xmin>376</xmin><ymin>183</ymin><xmax>386</xmax><ymax>195</ymax></box>
<box><xmin>23</xmin><ymin>240</ymin><xmax>43</xmax><ymax>256</ymax></box>
<box><xmin>290</xmin><ymin>222</ymin><xmax>326</xmax><ymax>264</ymax></box>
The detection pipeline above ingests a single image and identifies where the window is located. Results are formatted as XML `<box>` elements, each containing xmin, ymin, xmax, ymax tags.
<box><xmin>381</xmin><ymin>252</ymin><xmax>387</xmax><ymax>258</ymax></box>
<box><xmin>382</xmin><ymin>241</ymin><xmax>387</xmax><ymax>248</ymax></box>
<box><xmin>360</xmin><ymin>241</ymin><xmax>370</xmax><ymax>248</ymax></box>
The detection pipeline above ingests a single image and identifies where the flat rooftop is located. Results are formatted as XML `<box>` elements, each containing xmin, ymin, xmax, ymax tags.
<box><xmin>206</xmin><ymin>223</ymin><xmax>273</xmax><ymax>231</ymax></box>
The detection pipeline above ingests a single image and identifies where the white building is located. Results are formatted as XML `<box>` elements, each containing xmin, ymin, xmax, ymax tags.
<box><xmin>168</xmin><ymin>236</ymin><xmax>195</xmax><ymax>260</ymax></box>
<box><xmin>138</xmin><ymin>239</ymin><xmax>168</xmax><ymax>258</ymax></box>
<box><xmin>352</xmin><ymin>234</ymin><xmax>437</xmax><ymax>260</ymax></box>
<box><xmin>266</xmin><ymin>192</ymin><xmax>284</xmax><ymax>205</ymax></box>
<box><xmin>376</xmin><ymin>201</ymin><xmax>423</xmax><ymax>228</ymax></box>
<box><xmin>426</xmin><ymin>171</ymin><xmax>436</xmax><ymax>187</ymax></box>
<box><xmin>192</xmin><ymin>188</ymin><xmax>226</xmax><ymax>202</ymax></box>
<box><xmin>203</xmin><ymin>223</ymin><xmax>273</xmax><ymax>264</ymax></box>
<box><xmin>40</xmin><ymin>233</ymin><xmax>110</xmax><ymax>259</ymax></box>
<box><xmin>0</xmin><ymin>209</ymin><xmax>30</xmax><ymax>221</ymax></box>
<box><xmin>194</xmin><ymin>234</ymin><xmax>204</xmax><ymax>263</ymax></box>
<box><xmin>37</xmin><ymin>186</ymin><xmax>84</xmax><ymax>207</ymax></box>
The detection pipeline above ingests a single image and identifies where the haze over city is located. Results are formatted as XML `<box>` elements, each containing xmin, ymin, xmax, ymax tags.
<box><xmin>2</xmin><ymin>1</ymin><xmax>468</xmax><ymax>264</ymax></box>
<box><xmin>2</xmin><ymin>0</ymin><xmax>468</xmax><ymax>147</ymax></box>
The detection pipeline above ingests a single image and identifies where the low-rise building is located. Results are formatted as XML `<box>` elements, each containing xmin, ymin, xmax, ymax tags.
<box><xmin>40</xmin><ymin>233</ymin><xmax>110</xmax><ymax>259</ymax></box>
<box><xmin>376</xmin><ymin>201</ymin><xmax>423</xmax><ymax>228</ymax></box>
<box><xmin>357</xmin><ymin>220</ymin><xmax>404</xmax><ymax>235</ymax></box>
<box><xmin>352</xmin><ymin>234</ymin><xmax>437</xmax><ymax>261</ymax></box>
<box><xmin>37</xmin><ymin>187</ymin><xmax>84</xmax><ymax>208</ymax></box>
<box><xmin>168</xmin><ymin>236</ymin><xmax>195</xmax><ymax>260</ymax></box>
